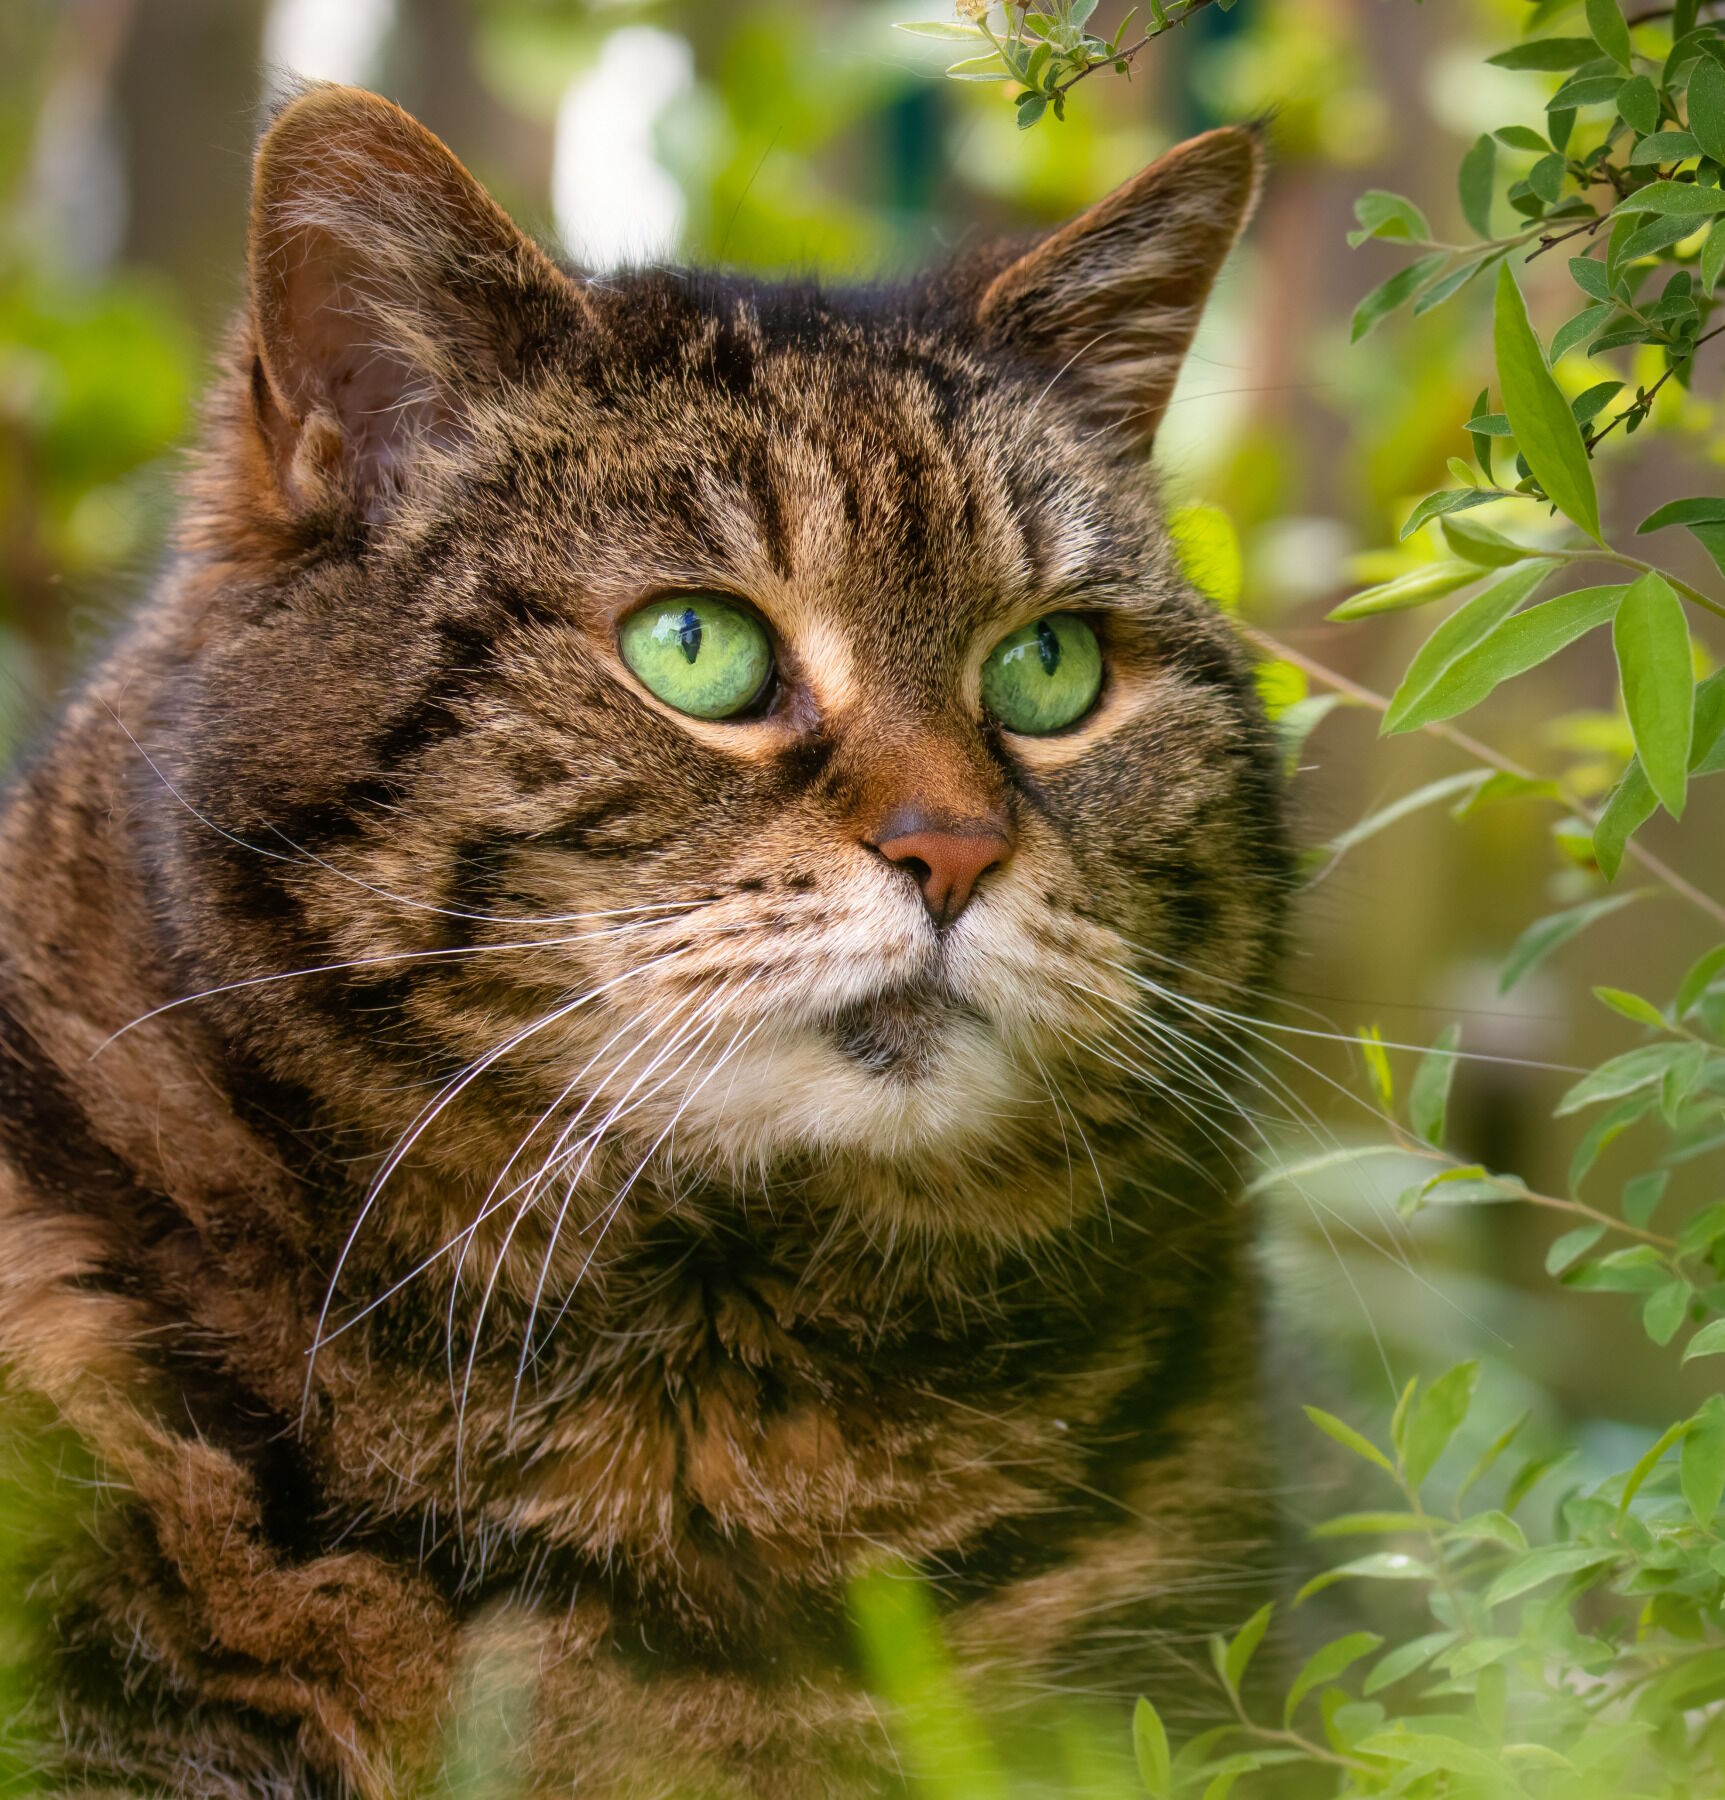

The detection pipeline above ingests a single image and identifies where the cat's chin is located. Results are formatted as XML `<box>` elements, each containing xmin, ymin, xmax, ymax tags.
<box><xmin>823</xmin><ymin>981</ymin><xmax>972</xmax><ymax>1080</ymax></box>
<box><xmin>664</xmin><ymin>984</ymin><xmax>1032</xmax><ymax>1162</ymax></box>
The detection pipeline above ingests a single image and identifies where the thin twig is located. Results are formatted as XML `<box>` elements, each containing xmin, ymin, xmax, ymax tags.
<box><xmin>1586</xmin><ymin>323</ymin><xmax>1725</xmax><ymax>453</ymax></box>
<box><xmin>1244</xmin><ymin>626</ymin><xmax>1725</xmax><ymax>933</ymax></box>
<box><xmin>1051</xmin><ymin>0</ymin><xmax>1223</xmax><ymax>101</ymax></box>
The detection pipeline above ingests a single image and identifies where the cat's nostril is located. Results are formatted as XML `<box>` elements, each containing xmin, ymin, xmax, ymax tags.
<box><xmin>869</xmin><ymin>823</ymin><xmax>1012</xmax><ymax>926</ymax></box>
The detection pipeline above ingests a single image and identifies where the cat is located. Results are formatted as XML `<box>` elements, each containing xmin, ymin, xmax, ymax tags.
<box><xmin>0</xmin><ymin>83</ymin><xmax>1290</xmax><ymax>1796</ymax></box>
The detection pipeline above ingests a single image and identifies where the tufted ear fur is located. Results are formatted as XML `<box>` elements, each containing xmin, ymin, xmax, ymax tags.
<box><xmin>247</xmin><ymin>83</ymin><xmax>578</xmax><ymax>516</ymax></box>
<box><xmin>975</xmin><ymin>126</ymin><xmax>1263</xmax><ymax>456</ymax></box>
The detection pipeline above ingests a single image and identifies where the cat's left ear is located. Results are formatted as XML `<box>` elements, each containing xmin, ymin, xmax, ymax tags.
<box><xmin>972</xmin><ymin>126</ymin><xmax>1263</xmax><ymax>455</ymax></box>
<box><xmin>246</xmin><ymin>83</ymin><xmax>579</xmax><ymax>516</ymax></box>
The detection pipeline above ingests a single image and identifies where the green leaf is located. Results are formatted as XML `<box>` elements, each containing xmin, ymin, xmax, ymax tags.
<box><xmin>1357</xmin><ymin>1025</ymin><xmax>1393</xmax><ymax>1110</ymax></box>
<box><xmin>1629</xmin><ymin>131</ymin><xmax>1699</xmax><ymax>168</ymax></box>
<box><xmin>1399</xmin><ymin>488</ymin><xmax>1499</xmax><ymax>541</ymax></box>
<box><xmin>1388</xmin><ymin>581</ymin><xmax>1621</xmax><ymax>736</ymax></box>
<box><xmin>1611</xmin><ymin>179</ymin><xmax>1725</xmax><ymax>217</ymax></box>
<box><xmin>1439</xmin><ymin>515</ymin><xmax>1538</xmax><ymax>566</ymax></box>
<box><xmin>1551</xmin><ymin>302</ymin><xmax>1615</xmax><ymax>360</ymax></box>
<box><xmin>1485</xmin><ymin>1545</ymin><xmax>1616</xmax><ymax>1605</ymax></box>
<box><xmin>1617</xmin><ymin>73</ymin><xmax>1662</xmax><ymax>132</ymax></box>
<box><xmin>1308</xmin><ymin>1510</ymin><xmax>1426</xmax><ymax>1538</ymax></box>
<box><xmin>1556</xmin><ymin>1042</ymin><xmax>1700</xmax><ymax>1113</ymax></box>
<box><xmin>1321</xmin><ymin>773</ymin><xmax>1490</xmax><ymax>870</ymax></box>
<box><xmin>1569</xmin><ymin>1092</ymin><xmax>1657</xmax><ymax>1189</ymax></box>
<box><xmin>1684</xmin><ymin>1318</ymin><xmax>1725</xmax><ymax>1361</ymax></box>
<box><xmin>1621</xmin><ymin>1418</ymin><xmax>1688</xmax><ymax>1513</ymax></box>
<box><xmin>1593</xmin><ymin>984</ymin><xmax>1667</xmax><ymax>1026</ymax></box>
<box><xmin>1622</xmin><ymin>1168</ymin><xmax>1668</xmax><ymax>1224</ymax></box>
<box><xmin>1690</xmin><ymin>54</ymin><xmax>1725</xmax><ymax>162</ymax></box>
<box><xmin>1296</xmin><ymin>1562</ymin><xmax>1433</xmax><ymax>1605</ymax></box>
<box><xmin>1637</xmin><ymin>495</ymin><xmax>1725</xmax><ymax>533</ymax></box>
<box><xmin>1014</xmin><ymin>93</ymin><xmax>1046</xmax><ymax>128</ymax></box>
<box><xmin>1349</xmin><ymin>190</ymin><xmax>1432</xmax><ymax>246</ymax></box>
<box><xmin>1409</xmin><ymin>1024</ymin><xmax>1461</xmax><ymax>1146</ymax></box>
<box><xmin>1677</xmin><ymin>943</ymin><xmax>1725</xmax><ymax>1013</ymax></box>
<box><xmin>1499</xmin><ymin>890</ymin><xmax>1644</xmax><ymax>993</ymax></box>
<box><xmin>1488</xmin><ymin>37</ymin><xmax>1608</xmax><ymax>70</ymax></box>
<box><xmin>1283</xmin><ymin>1633</ymin><xmax>1383</xmax><ymax>1726</ymax></box>
<box><xmin>893</xmin><ymin>20</ymin><xmax>986</xmax><ymax>38</ymax></box>
<box><xmin>1682</xmin><ymin>1397</ymin><xmax>1725</xmax><ymax>1526</ymax></box>
<box><xmin>943</xmin><ymin>51</ymin><xmax>1012</xmax><ymax>78</ymax></box>
<box><xmin>1133</xmin><ymin>1698</ymin><xmax>1172</xmax><ymax>1798</ymax></box>
<box><xmin>1616</xmin><ymin>212</ymin><xmax>1700</xmax><ymax>268</ymax></box>
<box><xmin>1613</xmin><ymin>570</ymin><xmax>1694</xmax><ymax>819</ymax></box>
<box><xmin>1493</xmin><ymin>265</ymin><xmax>1601</xmax><ymax>541</ymax></box>
<box><xmin>1644</xmin><ymin>1278</ymin><xmax>1691</xmax><ymax>1345</ymax></box>
<box><xmin>1572</xmin><ymin>379</ymin><xmax>1624</xmax><ymax>422</ymax></box>
<box><xmin>1303</xmin><ymin>1406</ymin><xmax>1395</xmax><ymax>1476</ymax></box>
<box><xmin>1546</xmin><ymin>1222</ymin><xmax>1607</xmax><ymax>1274</ymax></box>
<box><xmin>1402</xmin><ymin>1361</ymin><xmax>1480</xmax><ymax>1489</ymax></box>
<box><xmin>1593</xmin><ymin>761</ymin><xmax>1657</xmax><ymax>879</ymax></box>
<box><xmin>1363</xmin><ymin>1632</ymin><xmax>1457</xmax><ymax>1696</ymax></box>
<box><xmin>1389</xmin><ymin>1373</ymin><xmax>1418</xmax><ymax>1456</ymax></box>
<box><xmin>1459</xmin><ymin>135</ymin><xmax>1496</xmax><ymax>237</ymax></box>
<box><xmin>1678</xmin><ymin>1200</ymin><xmax>1725</xmax><ymax>1256</ymax></box>
<box><xmin>1467</xmin><ymin>386</ymin><xmax>1495</xmax><ymax>479</ymax></box>
<box><xmin>1528</xmin><ymin>151</ymin><xmax>1568</xmax><ymax>206</ymax></box>
<box><xmin>1414</xmin><ymin>253</ymin><xmax>1503</xmax><ymax>316</ymax></box>
<box><xmin>1351</xmin><ymin>254</ymin><xmax>1447</xmax><ymax>340</ymax></box>
<box><xmin>1223</xmin><ymin>1603</ymin><xmax>1274</xmax><ymax>1693</ymax></box>
<box><xmin>1550</xmin><ymin>73</ymin><xmax>1626</xmax><ymax>110</ymax></box>
<box><xmin>1586</xmin><ymin>0</ymin><xmax>1634</xmax><ymax>70</ymax></box>
<box><xmin>1328</xmin><ymin>559</ymin><xmax>1482</xmax><ymax>621</ymax></box>
<box><xmin>1704</xmin><ymin>222</ymin><xmax>1725</xmax><ymax>296</ymax></box>
<box><xmin>1569</xmin><ymin>255</ymin><xmax>1611</xmax><ymax>299</ymax></box>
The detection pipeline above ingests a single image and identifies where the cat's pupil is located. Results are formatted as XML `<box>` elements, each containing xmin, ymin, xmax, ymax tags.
<box><xmin>678</xmin><ymin>608</ymin><xmax>702</xmax><ymax>665</ymax></box>
<box><xmin>1036</xmin><ymin>618</ymin><xmax>1060</xmax><ymax>676</ymax></box>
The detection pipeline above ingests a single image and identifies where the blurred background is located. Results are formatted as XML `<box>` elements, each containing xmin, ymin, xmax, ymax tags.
<box><xmin>3</xmin><ymin>0</ymin><xmax>1724</xmax><ymax>1552</ymax></box>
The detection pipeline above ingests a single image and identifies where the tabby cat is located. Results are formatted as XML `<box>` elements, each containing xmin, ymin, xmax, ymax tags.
<box><xmin>0</xmin><ymin>84</ymin><xmax>1290</xmax><ymax>1796</ymax></box>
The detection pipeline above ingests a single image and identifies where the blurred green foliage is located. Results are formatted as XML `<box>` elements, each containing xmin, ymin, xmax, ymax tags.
<box><xmin>7</xmin><ymin>0</ymin><xmax>1725</xmax><ymax>1793</ymax></box>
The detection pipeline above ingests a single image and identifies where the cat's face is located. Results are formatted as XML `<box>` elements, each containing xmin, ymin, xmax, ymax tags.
<box><xmin>162</xmin><ymin>89</ymin><xmax>1286</xmax><ymax>1234</ymax></box>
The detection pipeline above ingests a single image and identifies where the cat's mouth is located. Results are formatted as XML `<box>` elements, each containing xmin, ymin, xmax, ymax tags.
<box><xmin>824</xmin><ymin>980</ymin><xmax>977</xmax><ymax>1078</ymax></box>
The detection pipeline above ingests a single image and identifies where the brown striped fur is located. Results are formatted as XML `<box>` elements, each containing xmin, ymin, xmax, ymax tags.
<box><xmin>0</xmin><ymin>86</ymin><xmax>1289</xmax><ymax>1795</ymax></box>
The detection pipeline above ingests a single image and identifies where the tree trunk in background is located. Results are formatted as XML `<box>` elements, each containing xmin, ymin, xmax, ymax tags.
<box><xmin>113</xmin><ymin>0</ymin><xmax>267</xmax><ymax>332</ymax></box>
<box><xmin>388</xmin><ymin>0</ymin><xmax>553</xmax><ymax>235</ymax></box>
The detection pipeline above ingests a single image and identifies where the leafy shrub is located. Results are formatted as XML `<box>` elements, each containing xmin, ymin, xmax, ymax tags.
<box><xmin>909</xmin><ymin>2</ymin><xmax>1725</xmax><ymax>1793</ymax></box>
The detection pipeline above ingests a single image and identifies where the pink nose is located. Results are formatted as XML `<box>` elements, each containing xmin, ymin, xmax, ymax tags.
<box><xmin>871</xmin><ymin>822</ymin><xmax>1012</xmax><ymax>925</ymax></box>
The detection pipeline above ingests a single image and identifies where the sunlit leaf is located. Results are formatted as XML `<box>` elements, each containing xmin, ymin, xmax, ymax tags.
<box><xmin>1459</xmin><ymin>135</ymin><xmax>1496</xmax><ymax>237</ymax></box>
<box><xmin>1613</xmin><ymin>570</ymin><xmax>1694</xmax><ymax>819</ymax></box>
<box><xmin>1133</xmin><ymin>1698</ymin><xmax>1172</xmax><ymax>1798</ymax></box>
<box><xmin>1689</xmin><ymin>53</ymin><xmax>1725</xmax><ymax>161</ymax></box>
<box><xmin>1546</xmin><ymin>1222</ymin><xmax>1607</xmax><ymax>1274</ymax></box>
<box><xmin>1498</xmin><ymin>890</ymin><xmax>1646</xmax><ymax>993</ymax></box>
<box><xmin>1409</xmin><ymin>1024</ymin><xmax>1461</xmax><ymax>1146</ymax></box>
<box><xmin>1485</xmin><ymin>1545</ymin><xmax>1617</xmax><ymax>1605</ymax></box>
<box><xmin>1351</xmin><ymin>254</ymin><xmax>1447</xmax><ymax>340</ymax></box>
<box><xmin>1493</xmin><ymin>266</ymin><xmax>1601</xmax><ymax>541</ymax></box>
<box><xmin>1402</xmin><ymin>1361</ymin><xmax>1480</xmax><ymax>1489</ymax></box>
<box><xmin>1303</xmin><ymin>1407</ymin><xmax>1395</xmax><ymax>1476</ymax></box>
<box><xmin>1387</xmin><ymin>580</ymin><xmax>1619</xmax><ymax>736</ymax></box>
<box><xmin>1585</xmin><ymin>0</ymin><xmax>1634</xmax><ymax>69</ymax></box>
<box><xmin>1682</xmin><ymin>1397</ymin><xmax>1725</xmax><ymax>1526</ymax></box>
<box><xmin>1283</xmin><ymin>1633</ymin><xmax>1383</xmax><ymax>1726</ymax></box>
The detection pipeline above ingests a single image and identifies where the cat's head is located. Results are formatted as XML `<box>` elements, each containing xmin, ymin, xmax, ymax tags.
<box><xmin>156</xmin><ymin>86</ymin><xmax>1287</xmax><ymax>1240</ymax></box>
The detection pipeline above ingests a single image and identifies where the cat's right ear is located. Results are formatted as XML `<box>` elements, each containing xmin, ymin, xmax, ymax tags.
<box><xmin>246</xmin><ymin>84</ymin><xmax>578</xmax><ymax>518</ymax></box>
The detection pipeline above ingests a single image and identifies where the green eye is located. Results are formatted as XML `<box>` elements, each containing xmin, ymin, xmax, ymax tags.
<box><xmin>980</xmin><ymin>613</ymin><xmax>1103</xmax><ymax>735</ymax></box>
<box><xmin>619</xmin><ymin>594</ymin><xmax>773</xmax><ymax>720</ymax></box>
